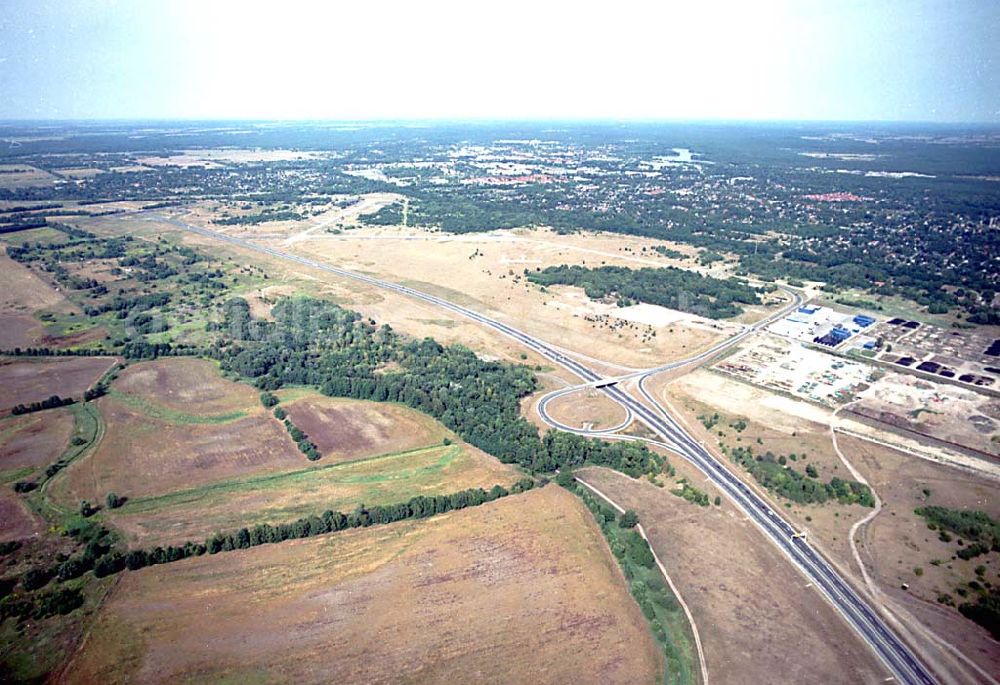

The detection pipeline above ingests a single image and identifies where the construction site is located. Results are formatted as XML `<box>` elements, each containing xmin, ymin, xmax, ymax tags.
<box><xmin>713</xmin><ymin>335</ymin><xmax>877</xmax><ymax>407</ymax></box>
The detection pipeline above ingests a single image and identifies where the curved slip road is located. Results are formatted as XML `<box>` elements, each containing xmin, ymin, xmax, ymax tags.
<box><xmin>153</xmin><ymin>214</ymin><xmax>936</xmax><ymax>685</ymax></box>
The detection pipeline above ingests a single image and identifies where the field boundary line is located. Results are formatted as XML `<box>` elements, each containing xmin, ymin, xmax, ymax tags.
<box><xmin>119</xmin><ymin>442</ymin><xmax>461</xmax><ymax>512</ymax></box>
<box><xmin>575</xmin><ymin>477</ymin><xmax>709</xmax><ymax>685</ymax></box>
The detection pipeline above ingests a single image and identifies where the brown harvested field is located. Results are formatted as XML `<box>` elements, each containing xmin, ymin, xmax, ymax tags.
<box><xmin>66</xmin><ymin>486</ymin><xmax>661</xmax><ymax>685</ymax></box>
<box><xmin>543</xmin><ymin>387</ymin><xmax>630</xmax><ymax>431</ymax></box>
<box><xmin>575</xmin><ymin>467</ymin><xmax>888</xmax><ymax>685</ymax></box>
<box><xmin>0</xmin><ymin>357</ymin><xmax>117</xmax><ymax>411</ymax></box>
<box><xmin>282</xmin><ymin>394</ymin><xmax>447</xmax><ymax>463</ymax></box>
<box><xmin>53</xmin><ymin>395</ymin><xmax>302</xmax><ymax>505</ymax></box>
<box><xmin>0</xmin><ymin>409</ymin><xmax>74</xmax><ymax>474</ymax></box>
<box><xmin>0</xmin><ymin>314</ymin><xmax>44</xmax><ymax>350</ymax></box>
<box><xmin>0</xmin><ymin>489</ymin><xmax>42</xmax><ymax>541</ymax></box>
<box><xmin>842</xmin><ymin>434</ymin><xmax>1000</xmax><ymax>676</ymax></box>
<box><xmin>113</xmin><ymin>358</ymin><xmax>259</xmax><ymax>415</ymax></box>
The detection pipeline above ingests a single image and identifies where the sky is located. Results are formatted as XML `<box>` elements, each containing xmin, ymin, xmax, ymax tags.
<box><xmin>0</xmin><ymin>0</ymin><xmax>997</xmax><ymax>123</ymax></box>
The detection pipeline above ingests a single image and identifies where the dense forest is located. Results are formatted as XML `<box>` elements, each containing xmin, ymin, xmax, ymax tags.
<box><xmin>526</xmin><ymin>264</ymin><xmax>768</xmax><ymax>319</ymax></box>
<box><xmin>213</xmin><ymin>297</ymin><xmax>664</xmax><ymax>477</ymax></box>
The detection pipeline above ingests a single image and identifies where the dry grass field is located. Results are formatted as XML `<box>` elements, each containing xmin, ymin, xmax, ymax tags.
<box><xmin>53</xmin><ymin>395</ymin><xmax>302</xmax><ymax>506</ymax></box>
<box><xmin>542</xmin><ymin>388</ymin><xmax>630</xmax><ymax>431</ymax></box>
<box><xmin>841</xmin><ymin>435</ymin><xmax>1000</xmax><ymax>676</ymax></box>
<box><xmin>282</xmin><ymin>225</ymin><xmax>741</xmax><ymax>369</ymax></box>
<box><xmin>575</xmin><ymin>467</ymin><xmax>887</xmax><ymax>685</ymax></box>
<box><xmin>659</xmin><ymin>367</ymin><xmax>1000</xmax><ymax>678</ymax></box>
<box><xmin>0</xmin><ymin>164</ymin><xmax>59</xmax><ymax>189</ymax></box>
<box><xmin>0</xmin><ymin>357</ymin><xmax>117</xmax><ymax>412</ymax></box>
<box><xmin>0</xmin><ymin>250</ymin><xmax>77</xmax><ymax>348</ymax></box>
<box><xmin>65</xmin><ymin>486</ymin><xmax>661</xmax><ymax>685</ymax></box>
<box><xmin>661</xmin><ymin>369</ymin><xmax>868</xmax><ymax>555</ymax></box>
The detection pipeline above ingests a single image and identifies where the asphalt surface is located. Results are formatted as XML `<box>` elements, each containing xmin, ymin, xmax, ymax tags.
<box><xmin>155</xmin><ymin>214</ymin><xmax>936</xmax><ymax>685</ymax></box>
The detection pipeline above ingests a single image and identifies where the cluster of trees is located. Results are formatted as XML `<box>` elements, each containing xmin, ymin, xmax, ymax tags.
<box><xmin>0</xmin><ymin>586</ymin><xmax>83</xmax><ymax>622</ymax></box>
<box><xmin>121</xmin><ymin>341</ymin><xmax>202</xmax><ymax>360</ymax></box>
<box><xmin>959</xmin><ymin>588</ymin><xmax>1000</xmax><ymax>640</ymax></box>
<box><xmin>0</xmin><ymin>217</ymin><xmax>48</xmax><ymax>233</ymax></box>
<box><xmin>82</xmin><ymin>292</ymin><xmax>171</xmax><ymax>318</ymax></box>
<box><xmin>916</xmin><ymin>508</ymin><xmax>1000</xmax><ymax>637</ymax></box>
<box><xmin>916</xmin><ymin>506</ymin><xmax>999</xmax><ymax>560</ymax></box>
<box><xmin>0</xmin><ymin>520</ymin><xmax>115</xmax><ymax>621</ymax></box>
<box><xmin>263</xmin><ymin>396</ymin><xmax>315</xmax><ymax>460</ymax></box>
<box><xmin>212</xmin><ymin>297</ymin><xmax>664</xmax><ymax>478</ymax></box>
<box><xmin>727</xmin><ymin>445</ymin><xmax>874</xmax><ymax>506</ymax></box>
<box><xmin>671</xmin><ymin>481</ymin><xmax>710</xmax><ymax>507</ymax></box>
<box><xmin>11</xmin><ymin>395</ymin><xmax>75</xmax><ymax>416</ymax></box>
<box><xmin>526</xmin><ymin>264</ymin><xmax>766</xmax><ymax>319</ymax></box>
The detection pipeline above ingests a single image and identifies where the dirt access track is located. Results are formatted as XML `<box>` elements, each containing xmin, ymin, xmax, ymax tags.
<box><xmin>65</xmin><ymin>486</ymin><xmax>662</xmax><ymax>685</ymax></box>
<box><xmin>576</xmin><ymin>467</ymin><xmax>887</xmax><ymax>685</ymax></box>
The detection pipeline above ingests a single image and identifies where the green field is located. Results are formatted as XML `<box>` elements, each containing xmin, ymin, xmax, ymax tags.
<box><xmin>107</xmin><ymin>388</ymin><xmax>249</xmax><ymax>425</ymax></box>
<box><xmin>109</xmin><ymin>442</ymin><xmax>520</xmax><ymax>546</ymax></box>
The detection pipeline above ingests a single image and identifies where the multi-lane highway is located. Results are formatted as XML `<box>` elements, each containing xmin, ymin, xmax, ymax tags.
<box><xmin>153</xmin><ymin>213</ymin><xmax>936</xmax><ymax>685</ymax></box>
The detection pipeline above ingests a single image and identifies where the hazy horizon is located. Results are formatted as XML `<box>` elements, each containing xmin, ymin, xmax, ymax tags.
<box><xmin>1</xmin><ymin>0</ymin><xmax>998</xmax><ymax>124</ymax></box>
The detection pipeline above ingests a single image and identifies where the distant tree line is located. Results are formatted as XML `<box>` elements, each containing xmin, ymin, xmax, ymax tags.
<box><xmin>526</xmin><ymin>264</ymin><xmax>767</xmax><ymax>319</ymax></box>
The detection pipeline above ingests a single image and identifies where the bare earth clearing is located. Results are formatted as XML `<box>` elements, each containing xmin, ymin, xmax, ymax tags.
<box><xmin>576</xmin><ymin>467</ymin><xmax>887</xmax><ymax>684</ymax></box>
<box><xmin>66</xmin><ymin>487</ymin><xmax>661</xmax><ymax>685</ymax></box>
